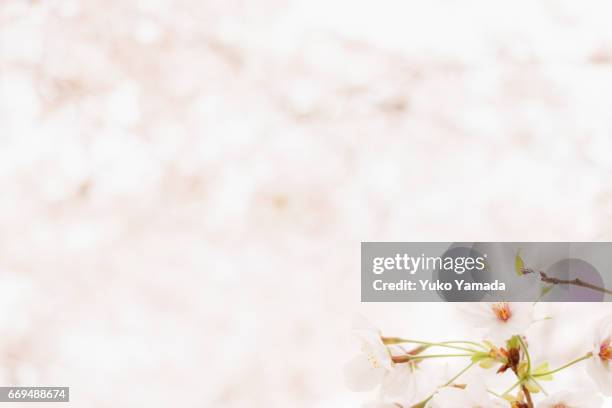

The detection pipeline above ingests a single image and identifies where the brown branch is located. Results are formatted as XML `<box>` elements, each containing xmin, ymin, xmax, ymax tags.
<box><xmin>521</xmin><ymin>268</ymin><xmax>612</xmax><ymax>296</ymax></box>
<box><xmin>538</xmin><ymin>271</ymin><xmax>612</xmax><ymax>296</ymax></box>
<box><xmin>521</xmin><ymin>384</ymin><xmax>534</xmax><ymax>408</ymax></box>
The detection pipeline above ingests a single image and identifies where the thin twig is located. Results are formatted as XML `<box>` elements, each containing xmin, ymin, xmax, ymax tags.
<box><xmin>521</xmin><ymin>384</ymin><xmax>534</xmax><ymax>408</ymax></box>
<box><xmin>522</xmin><ymin>268</ymin><xmax>612</xmax><ymax>296</ymax></box>
<box><xmin>539</xmin><ymin>271</ymin><xmax>612</xmax><ymax>295</ymax></box>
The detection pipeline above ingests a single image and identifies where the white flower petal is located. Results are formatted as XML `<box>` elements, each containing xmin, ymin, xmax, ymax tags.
<box><xmin>596</xmin><ymin>315</ymin><xmax>612</xmax><ymax>342</ymax></box>
<box><xmin>351</xmin><ymin>315</ymin><xmax>393</xmax><ymax>369</ymax></box>
<box><xmin>586</xmin><ymin>314</ymin><xmax>612</xmax><ymax>396</ymax></box>
<box><xmin>380</xmin><ymin>364</ymin><xmax>416</xmax><ymax>399</ymax></box>
<box><xmin>428</xmin><ymin>383</ymin><xmax>505</xmax><ymax>408</ymax></box>
<box><xmin>461</xmin><ymin>302</ymin><xmax>533</xmax><ymax>342</ymax></box>
<box><xmin>586</xmin><ymin>357</ymin><xmax>612</xmax><ymax>396</ymax></box>
<box><xmin>363</xmin><ymin>402</ymin><xmax>401</xmax><ymax>408</ymax></box>
<box><xmin>539</xmin><ymin>389</ymin><xmax>603</xmax><ymax>408</ymax></box>
<box><xmin>344</xmin><ymin>353</ymin><xmax>386</xmax><ymax>392</ymax></box>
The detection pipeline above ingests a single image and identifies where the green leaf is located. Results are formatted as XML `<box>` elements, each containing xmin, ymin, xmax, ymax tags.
<box><xmin>515</xmin><ymin>251</ymin><xmax>525</xmax><ymax>276</ymax></box>
<box><xmin>503</xmin><ymin>394</ymin><xmax>517</xmax><ymax>402</ymax></box>
<box><xmin>533</xmin><ymin>285</ymin><xmax>554</xmax><ymax>304</ymax></box>
<box><xmin>541</xmin><ymin>286</ymin><xmax>554</xmax><ymax>296</ymax></box>
<box><xmin>507</xmin><ymin>335</ymin><xmax>520</xmax><ymax>350</ymax></box>
<box><xmin>532</xmin><ymin>362</ymin><xmax>549</xmax><ymax>374</ymax></box>
<box><xmin>532</xmin><ymin>362</ymin><xmax>553</xmax><ymax>381</ymax></box>
<box><xmin>483</xmin><ymin>340</ymin><xmax>496</xmax><ymax>350</ymax></box>
<box><xmin>478</xmin><ymin>358</ymin><xmax>496</xmax><ymax>369</ymax></box>
<box><xmin>471</xmin><ymin>351</ymin><xmax>491</xmax><ymax>362</ymax></box>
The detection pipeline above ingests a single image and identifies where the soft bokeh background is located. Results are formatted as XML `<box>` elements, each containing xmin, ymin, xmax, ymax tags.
<box><xmin>2</xmin><ymin>0</ymin><xmax>612</xmax><ymax>406</ymax></box>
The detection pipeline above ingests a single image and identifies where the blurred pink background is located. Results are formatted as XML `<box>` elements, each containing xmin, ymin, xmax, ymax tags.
<box><xmin>2</xmin><ymin>0</ymin><xmax>612</xmax><ymax>406</ymax></box>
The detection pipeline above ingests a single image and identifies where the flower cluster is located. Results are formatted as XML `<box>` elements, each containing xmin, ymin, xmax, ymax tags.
<box><xmin>345</xmin><ymin>303</ymin><xmax>612</xmax><ymax>408</ymax></box>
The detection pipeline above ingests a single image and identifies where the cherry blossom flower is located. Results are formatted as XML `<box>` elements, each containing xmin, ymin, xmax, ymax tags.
<box><xmin>587</xmin><ymin>315</ymin><xmax>612</xmax><ymax>395</ymax></box>
<box><xmin>539</xmin><ymin>390</ymin><xmax>603</xmax><ymax>408</ymax></box>
<box><xmin>461</xmin><ymin>302</ymin><xmax>534</xmax><ymax>341</ymax></box>
<box><xmin>428</xmin><ymin>382</ymin><xmax>505</xmax><ymax>408</ymax></box>
<box><xmin>362</xmin><ymin>402</ymin><xmax>402</xmax><ymax>408</ymax></box>
<box><xmin>362</xmin><ymin>363</ymin><xmax>452</xmax><ymax>408</ymax></box>
<box><xmin>344</xmin><ymin>316</ymin><xmax>416</xmax><ymax>400</ymax></box>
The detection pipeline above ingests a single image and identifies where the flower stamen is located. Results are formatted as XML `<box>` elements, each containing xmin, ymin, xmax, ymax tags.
<box><xmin>492</xmin><ymin>302</ymin><xmax>512</xmax><ymax>323</ymax></box>
<box><xmin>599</xmin><ymin>339</ymin><xmax>611</xmax><ymax>362</ymax></box>
<box><xmin>361</xmin><ymin>344</ymin><xmax>382</xmax><ymax>368</ymax></box>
